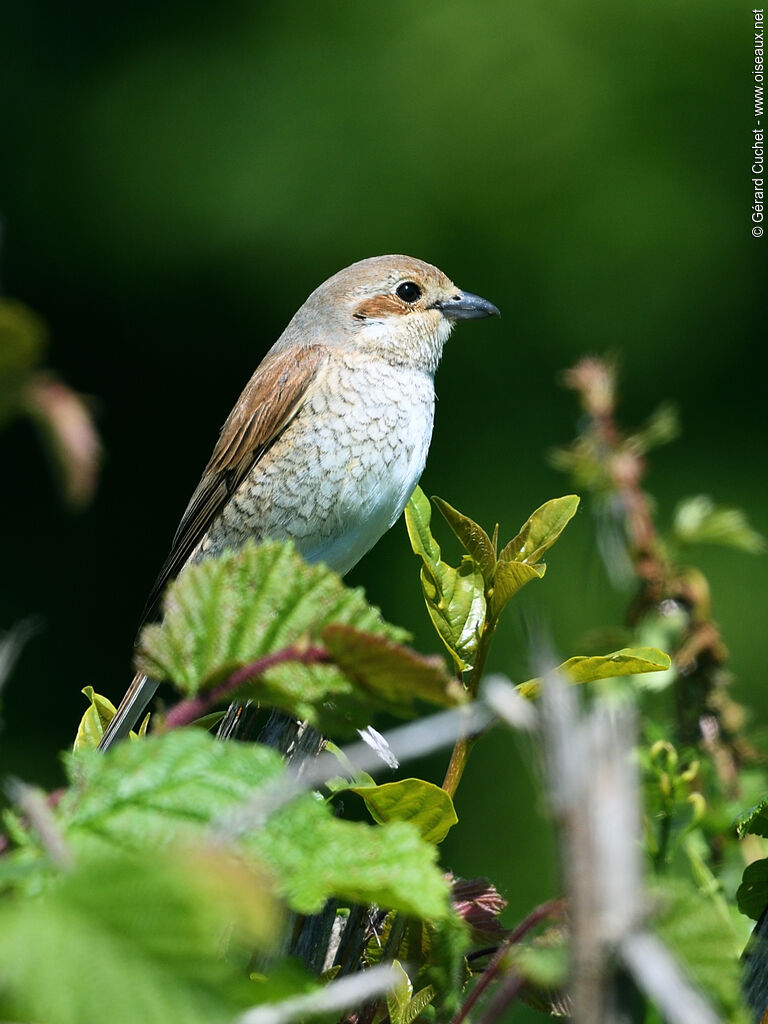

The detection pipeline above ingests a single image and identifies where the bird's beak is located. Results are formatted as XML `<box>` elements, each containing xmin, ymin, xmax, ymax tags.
<box><xmin>436</xmin><ymin>291</ymin><xmax>501</xmax><ymax>321</ymax></box>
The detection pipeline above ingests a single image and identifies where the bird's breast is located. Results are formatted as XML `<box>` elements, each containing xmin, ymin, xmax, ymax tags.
<box><xmin>203</xmin><ymin>358</ymin><xmax>436</xmax><ymax>575</ymax></box>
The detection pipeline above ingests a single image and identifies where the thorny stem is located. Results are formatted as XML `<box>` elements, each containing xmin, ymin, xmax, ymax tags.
<box><xmin>562</xmin><ymin>356</ymin><xmax>742</xmax><ymax>791</ymax></box>
<box><xmin>448</xmin><ymin>898</ymin><xmax>565</xmax><ymax>1024</ymax></box>
<box><xmin>164</xmin><ymin>646</ymin><xmax>331</xmax><ymax>730</ymax></box>
<box><xmin>442</xmin><ymin>621</ymin><xmax>497</xmax><ymax>797</ymax></box>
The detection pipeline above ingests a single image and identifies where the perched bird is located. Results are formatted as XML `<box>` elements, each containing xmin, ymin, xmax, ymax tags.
<box><xmin>99</xmin><ymin>254</ymin><xmax>499</xmax><ymax>750</ymax></box>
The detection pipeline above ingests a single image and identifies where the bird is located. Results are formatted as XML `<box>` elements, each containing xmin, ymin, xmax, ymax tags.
<box><xmin>98</xmin><ymin>254</ymin><xmax>499</xmax><ymax>751</ymax></box>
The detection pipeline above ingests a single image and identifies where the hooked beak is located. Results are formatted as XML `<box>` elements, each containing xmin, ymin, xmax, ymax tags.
<box><xmin>436</xmin><ymin>291</ymin><xmax>501</xmax><ymax>321</ymax></box>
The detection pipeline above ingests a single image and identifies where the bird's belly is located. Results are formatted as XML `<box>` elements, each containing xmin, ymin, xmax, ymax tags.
<box><xmin>297</xmin><ymin>416</ymin><xmax>432</xmax><ymax>575</ymax></box>
<box><xmin>203</xmin><ymin>365</ymin><xmax>435</xmax><ymax>576</ymax></box>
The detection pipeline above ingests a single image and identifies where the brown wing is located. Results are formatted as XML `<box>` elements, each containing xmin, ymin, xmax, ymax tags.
<box><xmin>139</xmin><ymin>344</ymin><xmax>327</xmax><ymax>627</ymax></box>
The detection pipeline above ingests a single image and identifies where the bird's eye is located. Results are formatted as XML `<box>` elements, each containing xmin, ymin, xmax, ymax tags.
<box><xmin>395</xmin><ymin>281</ymin><xmax>422</xmax><ymax>303</ymax></box>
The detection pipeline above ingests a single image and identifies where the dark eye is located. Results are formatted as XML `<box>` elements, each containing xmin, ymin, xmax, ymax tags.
<box><xmin>395</xmin><ymin>281</ymin><xmax>422</xmax><ymax>303</ymax></box>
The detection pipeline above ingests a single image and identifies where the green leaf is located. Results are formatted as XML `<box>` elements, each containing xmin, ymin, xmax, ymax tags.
<box><xmin>733</xmin><ymin>794</ymin><xmax>768</xmax><ymax>839</ymax></box>
<box><xmin>405</xmin><ymin>487</ymin><xmax>486</xmax><ymax>672</ymax></box>
<box><xmin>387</xmin><ymin>961</ymin><xmax>413</xmax><ymax>1024</ymax></box>
<box><xmin>630</xmin><ymin>402</ymin><xmax>680</xmax><ymax>454</ymax></box>
<box><xmin>652</xmin><ymin>878</ymin><xmax>747</xmax><ymax>1017</ymax></box>
<box><xmin>74</xmin><ymin>687</ymin><xmax>148</xmax><ymax>751</ymax></box>
<box><xmin>322</xmin><ymin>625</ymin><xmax>464</xmax><ymax>709</ymax></box>
<box><xmin>402</xmin><ymin>984</ymin><xmax>437</xmax><ymax>1024</ymax></box>
<box><xmin>505</xmin><ymin>944</ymin><xmax>569</xmax><ymax>989</ymax></box>
<box><xmin>137</xmin><ymin>540</ymin><xmax>407</xmax><ymax>728</ymax></box>
<box><xmin>672</xmin><ymin>495</ymin><xmax>766</xmax><ymax>554</ymax></box>
<box><xmin>348</xmin><ymin>778</ymin><xmax>458</xmax><ymax>843</ymax></box>
<box><xmin>432</xmin><ymin>496</ymin><xmax>496</xmax><ymax>585</ymax></box>
<box><xmin>737</xmin><ymin>859</ymin><xmax>768</xmax><ymax>920</ymax></box>
<box><xmin>0</xmin><ymin>848</ymin><xmax>276</xmax><ymax>1024</ymax></box>
<box><xmin>517</xmin><ymin>647</ymin><xmax>671</xmax><ymax>697</ymax></box>
<box><xmin>0</xmin><ymin>299</ymin><xmax>46</xmax><ymax>427</ymax></box>
<box><xmin>53</xmin><ymin>732</ymin><xmax>451</xmax><ymax>920</ymax></box>
<box><xmin>488</xmin><ymin>560</ymin><xmax>546</xmax><ymax>619</ymax></box>
<box><xmin>74</xmin><ymin>686</ymin><xmax>117</xmax><ymax>751</ymax></box>
<box><xmin>498</xmin><ymin>494</ymin><xmax>580</xmax><ymax>565</ymax></box>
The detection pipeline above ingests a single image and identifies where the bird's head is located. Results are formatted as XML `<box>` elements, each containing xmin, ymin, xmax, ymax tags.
<box><xmin>279</xmin><ymin>255</ymin><xmax>499</xmax><ymax>373</ymax></box>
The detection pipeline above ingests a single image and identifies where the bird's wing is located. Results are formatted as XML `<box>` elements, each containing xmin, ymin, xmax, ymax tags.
<box><xmin>139</xmin><ymin>344</ymin><xmax>328</xmax><ymax>626</ymax></box>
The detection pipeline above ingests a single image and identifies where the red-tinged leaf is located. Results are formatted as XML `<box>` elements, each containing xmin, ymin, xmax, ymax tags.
<box><xmin>322</xmin><ymin>624</ymin><xmax>465</xmax><ymax>708</ymax></box>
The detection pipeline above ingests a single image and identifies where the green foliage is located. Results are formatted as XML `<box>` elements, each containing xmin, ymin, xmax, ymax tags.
<box><xmin>516</xmin><ymin>647</ymin><xmax>671</xmax><ymax>698</ymax></box>
<box><xmin>343</xmin><ymin>778</ymin><xmax>458</xmax><ymax>844</ymax></box>
<box><xmin>550</xmin><ymin>400</ymin><xmax>679</xmax><ymax>493</ymax></box>
<box><xmin>737</xmin><ymin>859</ymin><xmax>768</xmax><ymax>921</ymax></box>
<box><xmin>672</xmin><ymin>495</ymin><xmax>766</xmax><ymax>554</ymax></box>
<box><xmin>652</xmin><ymin>879</ymin><xmax>750</xmax><ymax>1021</ymax></box>
<box><xmin>504</xmin><ymin>942</ymin><xmax>569</xmax><ymax>990</ymax></box>
<box><xmin>734</xmin><ymin>794</ymin><xmax>768</xmax><ymax>840</ymax></box>
<box><xmin>0</xmin><ymin>849</ymin><xmax>275</xmax><ymax>1024</ymax></box>
<box><xmin>321</xmin><ymin>624</ymin><xmax>464</xmax><ymax>711</ymax></box>
<box><xmin>74</xmin><ymin>686</ymin><xmax>148</xmax><ymax>751</ymax></box>
<box><xmin>387</xmin><ymin>961</ymin><xmax>436</xmax><ymax>1024</ymax></box>
<box><xmin>497</xmin><ymin>494</ymin><xmax>580</xmax><ymax>567</ymax></box>
<box><xmin>431</xmin><ymin>496</ymin><xmax>497</xmax><ymax>586</ymax></box>
<box><xmin>138</xmin><ymin>540</ymin><xmax>412</xmax><ymax>729</ymax></box>
<box><xmin>367</xmin><ymin>910</ymin><xmax>471</xmax><ymax>1019</ymax></box>
<box><xmin>404</xmin><ymin>487</ymin><xmax>486</xmax><ymax>672</ymax></box>
<box><xmin>0</xmin><ymin>299</ymin><xmax>46</xmax><ymax>426</ymax></box>
<box><xmin>405</xmin><ymin>488</ymin><xmax>579</xmax><ymax>673</ymax></box>
<box><xmin>1</xmin><ymin>336</ymin><xmax>762</xmax><ymax>1024</ymax></box>
<box><xmin>42</xmin><ymin>732</ymin><xmax>450</xmax><ymax>919</ymax></box>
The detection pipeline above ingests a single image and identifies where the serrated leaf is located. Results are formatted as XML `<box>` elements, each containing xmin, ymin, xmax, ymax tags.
<box><xmin>733</xmin><ymin>794</ymin><xmax>768</xmax><ymax>839</ymax></box>
<box><xmin>432</xmin><ymin>496</ymin><xmax>496</xmax><ymax>585</ymax></box>
<box><xmin>652</xmin><ymin>878</ymin><xmax>747</xmax><ymax>1016</ymax></box>
<box><xmin>737</xmin><ymin>859</ymin><xmax>768</xmax><ymax>920</ymax></box>
<box><xmin>54</xmin><ymin>732</ymin><xmax>451</xmax><ymax>920</ymax></box>
<box><xmin>403</xmin><ymin>984</ymin><xmax>437</xmax><ymax>1024</ymax></box>
<box><xmin>348</xmin><ymin>778</ymin><xmax>458</xmax><ymax>844</ymax></box>
<box><xmin>673</xmin><ymin>495</ymin><xmax>766</xmax><ymax>554</ymax></box>
<box><xmin>387</xmin><ymin>961</ymin><xmax>413</xmax><ymax>1024</ymax></box>
<box><xmin>517</xmin><ymin>647</ymin><xmax>671</xmax><ymax>697</ymax></box>
<box><xmin>136</xmin><ymin>540</ymin><xmax>407</xmax><ymax>728</ymax></box>
<box><xmin>498</xmin><ymin>495</ymin><xmax>580</xmax><ymax>565</ymax></box>
<box><xmin>0</xmin><ymin>848</ymin><xmax>276</xmax><ymax>1024</ymax></box>
<box><xmin>405</xmin><ymin>488</ymin><xmax>486</xmax><ymax>671</ymax></box>
<box><xmin>322</xmin><ymin>625</ymin><xmax>465</xmax><ymax>709</ymax></box>
<box><xmin>488</xmin><ymin>560</ymin><xmax>546</xmax><ymax>619</ymax></box>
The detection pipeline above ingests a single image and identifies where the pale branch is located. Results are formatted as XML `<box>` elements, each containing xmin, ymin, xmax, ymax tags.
<box><xmin>538</xmin><ymin>667</ymin><xmax>721</xmax><ymax>1023</ymax></box>
<box><xmin>214</xmin><ymin>692</ymin><xmax>501</xmax><ymax>840</ymax></box>
<box><xmin>4</xmin><ymin>778</ymin><xmax>72</xmax><ymax>870</ymax></box>
<box><xmin>234</xmin><ymin>962</ymin><xmax>398</xmax><ymax>1024</ymax></box>
<box><xmin>620</xmin><ymin>931</ymin><xmax>721</xmax><ymax>1024</ymax></box>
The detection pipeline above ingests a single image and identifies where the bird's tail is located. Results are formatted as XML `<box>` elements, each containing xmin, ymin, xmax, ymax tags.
<box><xmin>98</xmin><ymin>672</ymin><xmax>159</xmax><ymax>751</ymax></box>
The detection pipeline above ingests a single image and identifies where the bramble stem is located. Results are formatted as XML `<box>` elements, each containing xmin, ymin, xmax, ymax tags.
<box><xmin>164</xmin><ymin>646</ymin><xmax>330</xmax><ymax>730</ymax></box>
<box><xmin>449</xmin><ymin>898</ymin><xmax>565</xmax><ymax>1024</ymax></box>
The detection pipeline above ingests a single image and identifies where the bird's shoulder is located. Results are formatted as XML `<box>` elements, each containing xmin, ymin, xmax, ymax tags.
<box><xmin>138</xmin><ymin>343</ymin><xmax>329</xmax><ymax>628</ymax></box>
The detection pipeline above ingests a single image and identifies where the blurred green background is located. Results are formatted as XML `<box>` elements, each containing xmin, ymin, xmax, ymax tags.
<box><xmin>0</xmin><ymin>0</ymin><xmax>764</xmax><ymax>1011</ymax></box>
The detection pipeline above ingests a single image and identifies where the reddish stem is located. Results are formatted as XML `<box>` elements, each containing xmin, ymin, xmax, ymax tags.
<box><xmin>164</xmin><ymin>645</ymin><xmax>331</xmax><ymax>729</ymax></box>
<box><xmin>449</xmin><ymin>897</ymin><xmax>565</xmax><ymax>1024</ymax></box>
